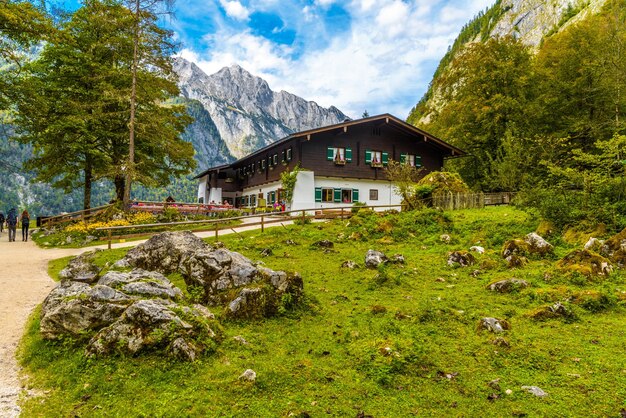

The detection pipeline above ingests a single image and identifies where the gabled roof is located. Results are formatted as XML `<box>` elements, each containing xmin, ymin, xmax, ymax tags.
<box><xmin>194</xmin><ymin>113</ymin><xmax>465</xmax><ymax>179</ymax></box>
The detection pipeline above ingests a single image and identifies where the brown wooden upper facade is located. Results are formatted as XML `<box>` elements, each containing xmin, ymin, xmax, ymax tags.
<box><xmin>195</xmin><ymin>114</ymin><xmax>465</xmax><ymax>192</ymax></box>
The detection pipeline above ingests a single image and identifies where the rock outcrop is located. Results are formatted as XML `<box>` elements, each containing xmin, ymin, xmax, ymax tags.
<box><xmin>41</xmin><ymin>231</ymin><xmax>304</xmax><ymax>359</ymax></box>
<box><xmin>119</xmin><ymin>231</ymin><xmax>209</xmax><ymax>273</ymax></box>
<box><xmin>58</xmin><ymin>250</ymin><xmax>102</xmax><ymax>283</ymax></box>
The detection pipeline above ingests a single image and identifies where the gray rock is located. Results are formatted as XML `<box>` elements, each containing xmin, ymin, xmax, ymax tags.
<box><xmin>239</xmin><ymin>369</ymin><xmax>256</xmax><ymax>382</ymax></box>
<box><xmin>121</xmin><ymin>231</ymin><xmax>210</xmax><ymax>273</ymax></box>
<box><xmin>86</xmin><ymin>299</ymin><xmax>221</xmax><ymax>360</ymax></box>
<box><xmin>583</xmin><ymin>237</ymin><xmax>603</xmax><ymax>251</ymax></box>
<box><xmin>487</xmin><ymin>278</ymin><xmax>529</xmax><ymax>293</ymax></box>
<box><xmin>112</xmin><ymin>258</ymin><xmax>130</xmax><ymax>269</ymax></box>
<box><xmin>525</xmin><ymin>233</ymin><xmax>553</xmax><ymax>255</ymax></box>
<box><xmin>447</xmin><ymin>251</ymin><xmax>475</xmax><ymax>267</ymax></box>
<box><xmin>227</xmin><ymin>288</ymin><xmax>265</xmax><ymax>318</ymax></box>
<box><xmin>440</xmin><ymin>234</ymin><xmax>451</xmax><ymax>244</ymax></box>
<box><xmin>312</xmin><ymin>240</ymin><xmax>334</xmax><ymax>248</ymax></box>
<box><xmin>365</xmin><ymin>250</ymin><xmax>388</xmax><ymax>268</ymax></box>
<box><xmin>58</xmin><ymin>250</ymin><xmax>101</xmax><ymax>284</ymax></box>
<box><xmin>260</xmin><ymin>248</ymin><xmax>273</xmax><ymax>257</ymax></box>
<box><xmin>470</xmin><ymin>245</ymin><xmax>485</xmax><ymax>254</ymax></box>
<box><xmin>521</xmin><ymin>385</ymin><xmax>548</xmax><ymax>397</ymax></box>
<box><xmin>98</xmin><ymin>269</ymin><xmax>182</xmax><ymax>301</ymax></box>
<box><xmin>233</xmin><ymin>335</ymin><xmax>249</xmax><ymax>345</ymax></box>
<box><xmin>180</xmin><ymin>247</ymin><xmax>303</xmax><ymax>318</ymax></box>
<box><xmin>479</xmin><ymin>317</ymin><xmax>510</xmax><ymax>333</ymax></box>
<box><xmin>389</xmin><ymin>254</ymin><xmax>405</xmax><ymax>264</ymax></box>
<box><xmin>40</xmin><ymin>281</ymin><xmax>130</xmax><ymax>339</ymax></box>
<box><xmin>341</xmin><ymin>260</ymin><xmax>358</xmax><ymax>269</ymax></box>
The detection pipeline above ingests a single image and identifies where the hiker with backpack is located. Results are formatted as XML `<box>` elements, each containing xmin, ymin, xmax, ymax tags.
<box><xmin>6</xmin><ymin>208</ymin><xmax>17</xmax><ymax>242</ymax></box>
<box><xmin>0</xmin><ymin>211</ymin><xmax>4</xmax><ymax>235</ymax></box>
<box><xmin>21</xmin><ymin>209</ymin><xmax>30</xmax><ymax>241</ymax></box>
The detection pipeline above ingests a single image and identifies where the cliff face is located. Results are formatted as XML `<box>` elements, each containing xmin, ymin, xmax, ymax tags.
<box><xmin>408</xmin><ymin>0</ymin><xmax>608</xmax><ymax>124</ymax></box>
<box><xmin>174</xmin><ymin>58</ymin><xmax>348</xmax><ymax>163</ymax></box>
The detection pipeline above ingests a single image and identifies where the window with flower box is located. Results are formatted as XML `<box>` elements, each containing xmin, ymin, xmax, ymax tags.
<box><xmin>326</xmin><ymin>147</ymin><xmax>352</xmax><ymax>165</ymax></box>
<box><xmin>365</xmin><ymin>150</ymin><xmax>388</xmax><ymax>167</ymax></box>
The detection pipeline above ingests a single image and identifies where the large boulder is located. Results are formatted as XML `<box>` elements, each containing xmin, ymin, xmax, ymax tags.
<box><xmin>41</xmin><ymin>269</ymin><xmax>184</xmax><ymax>340</ymax></box>
<box><xmin>98</xmin><ymin>269</ymin><xmax>183</xmax><ymax>300</ymax></box>
<box><xmin>58</xmin><ymin>250</ymin><xmax>102</xmax><ymax>283</ymax></box>
<box><xmin>524</xmin><ymin>233</ymin><xmax>553</xmax><ymax>255</ymax></box>
<box><xmin>557</xmin><ymin>249</ymin><xmax>613</xmax><ymax>277</ymax></box>
<box><xmin>86</xmin><ymin>299</ymin><xmax>221</xmax><ymax>361</ymax></box>
<box><xmin>179</xmin><ymin>248</ymin><xmax>304</xmax><ymax>318</ymax></box>
<box><xmin>120</xmin><ymin>231</ymin><xmax>210</xmax><ymax>273</ymax></box>
<box><xmin>40</xmin><ymin>281</ymin><xmax>132</xmax><ymax>339</ymax></box>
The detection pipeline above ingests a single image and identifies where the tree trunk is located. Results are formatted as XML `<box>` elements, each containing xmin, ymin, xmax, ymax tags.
<box><xmin>83</xmin><ymin>157</ymin><xmax>93</xmax><ymax>211</ymax></box>
<box><xmin>124</xmin><ymin>0</ymin><xmax>140</xmax><ymax>209</ymax></box>
<box><xmin>115</xmin><ymin>175</ymin><xmax>125</xmax><ymax>202</ymax></box>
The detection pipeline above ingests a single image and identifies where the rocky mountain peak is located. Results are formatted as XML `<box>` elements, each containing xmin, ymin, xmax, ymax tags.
<box><xmin>173</xmin><ymin>57</ymin><xmax>348</xmax><ymax>162</ymax></box>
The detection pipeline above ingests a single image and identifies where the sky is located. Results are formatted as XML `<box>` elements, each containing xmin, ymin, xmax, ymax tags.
<box><xmin>59</xmin><ymin>0</ymin><xmax>495</xmax><ymax>119</ymax></box>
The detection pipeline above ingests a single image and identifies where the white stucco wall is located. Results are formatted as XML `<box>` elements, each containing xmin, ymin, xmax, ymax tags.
<box><xmin>313</xmin><ymin>177</ymin><xmax>401</xmax><ymax>209</ymax></box>
<box><xmin>197</xmin><ymin>176</ymin><xmax>208</xmax><ymax>203</ymax></box>
<box><xmin>291</xmin><ymin>171</ymin><xmax>315</xmax><ymax>211</ymax></box>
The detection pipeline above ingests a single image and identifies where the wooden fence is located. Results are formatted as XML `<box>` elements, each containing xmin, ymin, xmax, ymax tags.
<box><xmin>96</xmin><ymin>204</ymin><xmax>406</xmax><ymax>249</ymax></box>
<box><xmin>432</xmin><ymin>192</ymin><xmax>515</xmax><ymax>210</ymax></box>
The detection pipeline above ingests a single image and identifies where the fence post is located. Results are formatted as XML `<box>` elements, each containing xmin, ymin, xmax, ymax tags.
<box><xmin>261</xmin><ymin>215</ymin><xmax>265</xmax><ymax>232</ymax></box>
<box><xmin>341</xmin><ymin>207</ymin><xmax>344</xmax><ymax>219</ymax></box>
<box><xmin>107</xmin><ymin>229</ymin><xmax>112</xmax><ymax>250</ymax></box>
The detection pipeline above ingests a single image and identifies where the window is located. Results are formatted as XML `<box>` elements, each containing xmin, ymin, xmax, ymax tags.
<box><xmin>250</xmin><ymin>194</ymin><xmax>257</xmax><ymax>207</ymax></box>
<box><xmin>322</xmin><ymin>188</ymin><xmax>333</xmax><ymax>202</ymax></box>
<box><xmin>286</xmin><ymin>148</ymin><xmax>292</xmax><ymax>161</ymax></box>
<box><xmin>400</xmin><ymin>153</ymin><xmax>422</xmax><ymax>167</ymax></box>
<box><xmin>369</xmin><ymin>189</ymin><xmax>378</xmax><ymax>200</ymax></box>
<box><xmin>316</xmin><ymin>187</ymin><xmax>359</xmax><ymax>203</ymax></box>
<box><xmin>326</xmin><ymin>147</ymin><xmax>352</xmax><ymax>164</ymax></box>
<box><xmin>365</xmin><ymin>150</ymin><xmax>388</xmax><ymax>167</ymax></box>
<box><xmin>273</xmin><ymin>154</ymin><xmax>278</xmax><ymax>165</ymax></box>
<box><xmin>261</xmin><ymin>159</ymin><xmax>266</xmax><ymax>170</ymax></box>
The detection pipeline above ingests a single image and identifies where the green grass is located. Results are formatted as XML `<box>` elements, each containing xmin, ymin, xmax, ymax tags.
<box><xmin>21</xmin><ymin>206</ymin><xmax>626</xmax><ymax>416</ymax></box>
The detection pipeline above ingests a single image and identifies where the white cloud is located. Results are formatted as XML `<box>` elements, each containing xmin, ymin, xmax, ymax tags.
<box><xmin>179</xmin><ymin>0</ymin><xmax>499</xmax><ymax>118</ymax></box>
<box><xmin>219</xmin><ymin>0</ymin><xmax>250</xmax><ymax>21</ymax></box>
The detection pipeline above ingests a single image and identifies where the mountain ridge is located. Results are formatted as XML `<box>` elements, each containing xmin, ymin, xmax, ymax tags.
<box><xmin>174</xmin><ymin>57</ymin><xmax>349</xmax><ymax>165</ymax></box>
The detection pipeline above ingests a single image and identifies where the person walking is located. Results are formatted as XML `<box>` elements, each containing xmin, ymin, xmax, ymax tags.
<box><xmin>21</xmin><ymin>209</ymin><xmax>30</xmax><ymax>242</ymax></box>
<box><xmin>6</xmin><ymin>208</ymin><xmax>17</xmax><ymax>242</ymax></box>
<box><xmin>0</xmin><ymin>211</ymin><xmax>4</xmax><ymax>235</ymax></box>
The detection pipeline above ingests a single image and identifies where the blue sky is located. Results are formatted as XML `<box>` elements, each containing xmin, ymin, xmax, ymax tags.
<box><xmin>57</xmin><ymin>0</ymin><xmax>495</xmax><ymax>118</ymax></box>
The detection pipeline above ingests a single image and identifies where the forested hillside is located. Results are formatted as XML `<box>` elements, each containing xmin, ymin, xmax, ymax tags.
<box><xmin>410</xmin><ymin>0</ymin><xmax>626</xmax><ymax>230</ymax></box>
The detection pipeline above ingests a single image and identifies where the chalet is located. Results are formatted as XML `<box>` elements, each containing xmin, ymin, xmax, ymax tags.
<box><xmin>194</xmin><ymin>114</ymin><xmax>465</xmax><ymax>210</ymax></box>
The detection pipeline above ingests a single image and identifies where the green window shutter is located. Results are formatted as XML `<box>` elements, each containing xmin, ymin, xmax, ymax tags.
<box><xmin>271</xmin><ymin>192</ymin><xmax>276</xmax><ymax>204</ymax></box>
<box><xmin>382</xmin><ymin>152</ymin><xmax>389</xmax><ymax>166</ymax></box>
<box><xmin>315</xmin><ymin>187</ymin><xmax>322</xmax><ymax>202</ymax></box>
<box><xmin>365</xmin><ymin>150</ymin><xmax>372</xmax><ymax>164</ymax></box>
<box><xmin>400</xmin><ymin>153</ymin><xmax>406</xmax><ymax>164</ymax></box>
<box><xmin>345</xmin><ymin>148</ymin><xmax>352</xmax><ymax>162</ymax></box>
<box><xmin>333</xmin><ymin>188</ymin><xmax>341</xmax><ymax>203</ymax></box>
<box><xmin>327</xmin><ymin>147</ymin><xmax>334</xmax><ymax>161</ymax></box>
<box><xmin>352</xmin><ymin>189</ymin><xmax>359</xmax><ymax>202</ymax></box>
<box><xmin>415</xmin><ymin>155</ymin><xmax>422</xmax><ymax>167</ymax></box>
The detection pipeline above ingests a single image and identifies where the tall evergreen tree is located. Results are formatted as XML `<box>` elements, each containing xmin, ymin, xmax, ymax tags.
<box><xmin>15</xmin><ymin>0</ymin><xmax>194</xmax><ymax>209</ymax></box>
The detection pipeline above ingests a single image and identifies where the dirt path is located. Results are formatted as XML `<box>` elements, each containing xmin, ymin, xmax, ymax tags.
<box><xmin>0</xmin><ymin>218</ymin><xmax>300</xmax><ymax>417</ymax></box>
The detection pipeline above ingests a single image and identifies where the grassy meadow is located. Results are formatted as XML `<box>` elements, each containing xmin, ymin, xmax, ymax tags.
<box><xmin>19</xmin><ymin>206</ymin><xmax>626</xmax><ymax>417</ymax></box>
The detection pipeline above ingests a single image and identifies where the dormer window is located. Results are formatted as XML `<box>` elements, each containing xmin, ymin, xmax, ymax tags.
<box><xmin>326</xmin><ymin>147</ymin><xmax>352</xmax><ymax>165</ymax></box>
